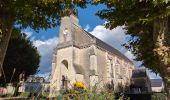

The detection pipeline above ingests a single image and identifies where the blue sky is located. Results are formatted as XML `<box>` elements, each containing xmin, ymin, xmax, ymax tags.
<box><xmin>23</xmin><ymin>5</ymin><xmax>161</xmax><ymax>79</ymax></box>
<box><xmin>23</xmin><ymin>4</ymin><xmax>106</xmax><ymax>40</ymax></box>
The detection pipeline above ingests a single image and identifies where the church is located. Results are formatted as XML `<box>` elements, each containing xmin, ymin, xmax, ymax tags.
<box><xmin>50</xmin><ymin>8</ymin><xmax>134</xmax><ymax>96</ymax></box>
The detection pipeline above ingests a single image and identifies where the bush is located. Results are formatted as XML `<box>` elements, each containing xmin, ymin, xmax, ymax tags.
<box><xmin>41</xmin><ymin>92</ymin><xmax>49</xmax><ymax>98</ymax></box>
<box><xmin>20</xmin><ymin>92</ymin><xmax>30</xmax><ymax>97</ymax></box>
<box><xmin>60</xmin><ymin>85</ymin><xmax>115</xmax><ymax>100</ymax></box>
<box><xmin>152</xmin><ymin>93</ymin><xmax>166</xmax><ymax>100</ymax></box>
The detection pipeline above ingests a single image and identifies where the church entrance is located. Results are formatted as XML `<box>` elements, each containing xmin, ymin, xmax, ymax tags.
<box><xmin>60</xmin><ymin>60</ymin><xmax>69</xmax><ymax>89</ymax></box>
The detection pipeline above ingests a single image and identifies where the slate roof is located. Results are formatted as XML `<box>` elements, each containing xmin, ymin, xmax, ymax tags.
<box><xmin>71</xmin><ymin>23</ymin><xmax>133</xmax><ymax>64</ymax></box>
<box><xmin>131</xmin><ymin>69</ymin><xmax>147</xmax><ymax>78</ymax></box>
<box><xmin>151</xmin><ymin>79</ymin><xmax>163</xmax><ymax>87</ymax></box>
<box><xmin>96</xmin><ymin>38</ymin><xmax>132</xmax><ymax>63</ymax></box>
<box><xmin>83</xmin><ymin>30</ymin><xmax>133</xmax><ymax>64</ymax></box>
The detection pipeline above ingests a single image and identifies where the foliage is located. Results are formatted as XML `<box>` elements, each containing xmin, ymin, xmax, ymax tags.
<box><xmin>41</xmin><ymin>92</ymin><xmax>49</xmax><ymax>97</ymax></box>
<box><xmin>0</xmin><ymin>0</ymin><xmax>88</xmax><ymax>31</ymax></box>
<box><xmin>94</xmin><ymin>0</ymin><xmax>170</xmax><ymax>98</ymax></box>
<box><xmin>59</xmin><ymin>82</ymin><xmax>87</xmax><ymax>96</ymax></box>
<box><xmin>0</xmin><ymin>0</ymin><xmax>89</xmax><ymax>76</ymax></box>
<box><xmin>35</xmin><ymin>92</ymin><xmax>50</xmax><ymax>99</ymax></box>
<box><xmin>103</xmin><ymin>83</ymin><xmax>114</xmax><ymax>93</ymax></box>
<box><xmin>0</xmin><ymin>28</ymin><xmax>40</xmax><ymax>85</ymax></box>
<box><xmin>81</xmin><ymin>91</ymin><xmax>115</xmax><ymax>100</ymax></box>
<box><xmin>20</xmin><ymin>92</ymin><xmax>30</xmax><ymax>97</ymax></box>
<box><xmin>152</xmin><ymin>93</ymin><xmax>166</xmax><ymax>100</ymax></box>
<box><xmin>57</xmin><ymin>83</ymin><xmax>129</xmax><ymax>100</ymax></box>
<box><xmin>59</xmin><ymin>88</ymin><xmax>115</xmax><ymax>100</ymax></box>
<box><xmin>94</xmin><ymin>0</ymin><xmax>170</xmax><ymax>76</ymax></box>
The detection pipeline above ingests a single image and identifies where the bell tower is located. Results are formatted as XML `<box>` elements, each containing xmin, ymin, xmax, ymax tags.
<box><xmin>58</xmin><ymin>7</ymin><xmax>79</xmax><ymax>44</ymax></box>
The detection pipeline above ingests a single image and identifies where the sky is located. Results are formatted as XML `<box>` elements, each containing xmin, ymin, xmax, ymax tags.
<box><xmin>22</xmin><ymin>5</ymin><xmax>161</xmax><ymax>79</ymax></box>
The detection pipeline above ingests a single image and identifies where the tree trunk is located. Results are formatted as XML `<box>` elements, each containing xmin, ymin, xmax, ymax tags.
<box><xmin>153</xmin><ymin>17</ymin><xmax>170</xmax><ymax>100</ymax></box>
<box><xmin>0</xmin><ymin>12</ymin><xmax>14</xmax><ymax>79</ymax></box>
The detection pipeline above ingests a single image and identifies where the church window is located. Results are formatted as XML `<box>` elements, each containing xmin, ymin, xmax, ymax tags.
<box><xmin>107</xmin><ymin>58</ymin><xmax>114</xmax><ymax>78</ymax></box>
<box><xmin>111</xmin><ymin>60</ymin><xmax>114</xmax><ymax>78</ymax></box>
<box><xmin>62</xmin><ymin>60</ymin><xmax>68</xmax><ymax>69</ymax></box>
<box><xmin>90</xmin><ymin>55</ymin><xmax>97</xmax><ymax>74</ymax></box>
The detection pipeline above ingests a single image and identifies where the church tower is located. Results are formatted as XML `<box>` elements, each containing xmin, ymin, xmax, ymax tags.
<box><xmin>58</xmin><ymin>7</ymin><xmax>79</xmax><ymax>44</ymax></box>
<box><xmin>50</xmin><ymin>7</ymin><xmax>83</xmax><ymax>96</ymax></box>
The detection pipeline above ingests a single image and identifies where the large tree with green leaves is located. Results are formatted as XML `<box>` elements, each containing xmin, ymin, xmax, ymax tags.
<box><xmin>0</xmin><ymin>0</ymin><xmax>88</xmax><ymax>77</ymax></box>
<box><xmin>0</xmin><ymin>28</ymin><xmax>40</xmax><ymax>86</ymax></box>
<box><xmin>94</xmin><ymin>0</ymin><xmax>170</xmax><ymax>98</ymax></box>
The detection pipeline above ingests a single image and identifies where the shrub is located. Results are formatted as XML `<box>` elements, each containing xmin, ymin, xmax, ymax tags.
<box><xmin>152</xmin><ymin>93</ymin><xmax>166</xmax><ymax>100</ymax></box>
<box><xmin>20</xmin><ymin>92</ymin><xmax>30</xmax><ymax>97</ymax></box>
<box><xmin>60</xmin><ymin>82</ymin><xmax>115</xmax><ymax>100</ymax></box>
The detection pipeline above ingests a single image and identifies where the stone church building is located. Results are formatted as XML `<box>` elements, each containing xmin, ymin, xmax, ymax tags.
<box><xmin>50</xmin><ymin>9</ymin><xmax>134</xmax><ymax>96</ymax></box>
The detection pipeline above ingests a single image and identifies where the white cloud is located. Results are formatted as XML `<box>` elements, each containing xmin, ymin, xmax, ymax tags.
<box><xmin>124</xmin><ymin>51</ymin><xmax>135</xmax><ymax>61</ymax></box>
<box><xmin>90</xmin><ymin>25</ymin><xmax>127</xmax><ymax>52</ymax></box>
<box><xmin>33</xmin><ymin>37</ymin><xmax>58</xmax><ymax>73</ymax></box>
<box><xmin>84</xmin><ymin>24</ymin><xmax>90</xmax><ymax>31</ymax></box>
<box><xmin>90</xmin><ymin>25</ymin><xmax>131</xmax><ymax>57</ymax></box>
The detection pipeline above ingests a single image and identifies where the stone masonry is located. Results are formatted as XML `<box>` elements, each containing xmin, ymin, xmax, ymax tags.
<box><xmin>49</xmin><ymin>9</ymin><xmax>134</xmax><ymax>97</ymax></box>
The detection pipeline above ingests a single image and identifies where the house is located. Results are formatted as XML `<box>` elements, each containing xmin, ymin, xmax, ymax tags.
<box><xmin>127</xmin><ymin>68</ymin><xmax>152</xmax><ymax>100</ymax></box>
<box><xmin>151</xmin><ymin>79</ymin><xmax>164</xmax><ymax>92</ymax></box>
<box><xmin>129</xmin><ymin>68</ymin><xmax>152</xmax><ymax>94</ymax></box>
<box><xmin>18</xmin><ymin>75</ymin><xmax>48</xmax><ymax>93</ymax></box>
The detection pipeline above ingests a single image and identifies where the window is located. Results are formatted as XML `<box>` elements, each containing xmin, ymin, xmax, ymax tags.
<box><xmin>90</xmin><ymin>55</ymin><xmax>97</xmax><ymax>74</ymax></box>
<box><xmin>62</xmin><ymin>60</ymin><xmax>68</xmax><ymax>69</ymax></box>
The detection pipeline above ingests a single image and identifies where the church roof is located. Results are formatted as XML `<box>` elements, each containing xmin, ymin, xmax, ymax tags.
<box><xmin>83</xmin><ymin>30</ymin><xmax>133</xmax><ymax>63</ymax></box>
<box><xmin>131</xmin><ymin>69</ymin><xmax>147</xmax><ymax>78</ymax></box>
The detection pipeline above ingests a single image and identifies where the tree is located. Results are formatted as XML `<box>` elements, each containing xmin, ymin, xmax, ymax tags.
<box><xmin>94</xmin><ymin>0</ymin><xmax>170</xmax><ymax>99</ymax></box>
<box><xmin>0</xmin><ymin>0</ymin><xmax>88</xmax><ymax>76</ymax></box>
<box><xmin>0</xmin><ymin>28</ymin><xmax>40</xmax><ymax>86</ymax></box>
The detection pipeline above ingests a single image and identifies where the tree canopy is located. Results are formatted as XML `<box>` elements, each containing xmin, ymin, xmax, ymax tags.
<box><xmin>94</xmin><ymin>0</ymin><xmax>170</xmax><ymax>98</ymax></box>
<box><xmin>0</xmin><ymin>0</ymin><xmax>89</xmax><ymax>77</ymax></box>
<box><xmin>0</xmin><ymin>28</ymin><xmax>40</xmax><ymax>86</ymax></box>
<box><xmin>95</xmin><ymin>0</ymin><xmax>170</xmax><ymax>76</ymax></box>
<box><xmin>0</xmin><ymin>0</ymin><xmax>88</xmax><ymax>31</ymax></box>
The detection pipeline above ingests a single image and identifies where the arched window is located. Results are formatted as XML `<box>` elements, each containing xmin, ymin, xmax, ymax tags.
<box><xmin>61</xmin><ymin>60</ymin><xmax>68</xmax><ymax>69</ymax></box>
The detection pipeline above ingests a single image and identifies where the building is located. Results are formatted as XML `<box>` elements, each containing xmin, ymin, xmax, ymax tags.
<box><xmin>50</xmin><ymin>8</ymin><xmax>134</xmax><ymax>97</ymax></box>
<box><xmin>26</xmin><ymin>75</ymin><xmax>45</xmax><ymax>83</ymax></box>
<box><xmin>42</xmin><ymin>82</ymin><xmax>50</xmax><ymax>93</ymax></box>
<box><xmin>151</xmin><ymin>79</ymin><xmax>164</xmax><ymax>92</ymax></box>
<box><xmin>18</xmin><ymin>75</ymin><xmax>49</xmax><ymax>93</ymax></box>
<box><xmin>126</xmin><ymin>68</ymin><xmax>152</xmax><ymax>100</ymax></box>
<box><xmin>22</xmin><ymin>82</ymin><xmax>42</xmax><ymax>93</ymax></box>
<box><xmin>129</xmin><ymin>68</ymin><xmax>152</xmax><ymax>93</ymax></box>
